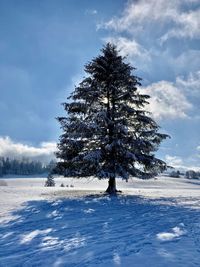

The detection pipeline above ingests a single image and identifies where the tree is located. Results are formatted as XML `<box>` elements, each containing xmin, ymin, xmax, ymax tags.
<box><xmin>45</xmin><ymin>173</ymin><xmax>55</xmax><ymax>187</ymax></box>
<box><xmin>56</xmin><ymin>43</ymin><xmax>169</xmax><ymax>194</ymax></box>
<box><xmin>185</xmin><ymin>170</ymin><xmax>199</xmax><ymax>179</ymax></box>
<box><xmin>169</xmin><ymin>170</ymin><xmax>180</xmax><ymax>178</ymax></box>
<box><xmin>46</xmin><ymin>160</ymin><xmax>57</xmax><ymax>173</ymax></box>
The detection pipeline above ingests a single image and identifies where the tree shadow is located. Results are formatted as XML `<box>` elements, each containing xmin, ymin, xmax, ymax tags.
<box><xmin>0</xmin><ymin>195</ymin><xmax>200</xmax><ymax>267</ymax></box>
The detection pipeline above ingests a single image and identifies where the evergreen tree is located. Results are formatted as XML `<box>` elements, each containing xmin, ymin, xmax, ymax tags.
<box><xmin>46</xmin><ymin>160</ymin><xmax>57</xmax><ymax>173</ymax></box>
<box><xmin>56</xmin><ymin>43</ymin><xmax>169</xmax><ymax>194</ymax></box>
<box><xmin>45</xmin><ymin>173</ymin><xmax>55</xmax><ymax>187</ymax></box>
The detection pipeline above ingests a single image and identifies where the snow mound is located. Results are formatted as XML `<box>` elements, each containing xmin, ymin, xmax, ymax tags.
<box><xmin>156</xmin><ymin>225</ymin><xmax>186</xmax><ymax>241</ymax></box>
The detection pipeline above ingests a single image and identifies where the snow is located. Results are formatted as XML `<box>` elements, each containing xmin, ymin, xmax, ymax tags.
<box><xmin>0</xmin><ymin>175</ymin><xmax>200</xmax><ymax>266</ymax></box>
<box><xmin>20</xmin><ymin>229</ymin><xmax>53</xmax><ymax>244</ymax></box>
<box><xmin>156</xmin><ymin>226</ymin><xmax>186</xmax><ymax>241</ymax></box>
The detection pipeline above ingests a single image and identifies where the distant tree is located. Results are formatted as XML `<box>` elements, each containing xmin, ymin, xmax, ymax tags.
<box><xmin>46</xmin><ymin>160</ymin><xmax>57</xmax><ymax>173</ymax></box>
<box><xmin>185</xmin><ymin>170</ymin><xmax>199</xmax><ymax>179</ymax></box>
<box><xmin>4</xmin><ymin>158</ymin><xmax>10</xmax><ymax>175</ymax></box>
<box><xmin>45</xmin><ymin>173</ymin><xmax>55</xmax><ymax>187</ymax></box>
<box><xmin>170</xmin><ymin>170</ymin><xmax>180</xmax><ymax>178</ymax></box>
<box><xmin>0</xmin><ymin>156</ymin><xmax>52</xmax><ymax>177</ymax></box>
<box><xmin>56</xmin><ymin>43</ymin><xmax>169</xmax><ymax>194</ymax></box>
<box><xmin>12</xmin><ymin>159</ymin><xmax>20</xmax><ymax>174</ymax></box>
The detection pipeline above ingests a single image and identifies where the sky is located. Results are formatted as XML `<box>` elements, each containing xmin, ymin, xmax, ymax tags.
<box><xmin>0</xmin><ymin>0</ymin><xmax>199</xmax><ymax>169</ymax></box>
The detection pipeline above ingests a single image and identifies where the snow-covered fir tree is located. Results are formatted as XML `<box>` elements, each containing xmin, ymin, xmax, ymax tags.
<box><xmin>45</xmin><ymin>173</ymin><xmax>55</xmax><ymax>187</ymax></box>
<box><xmin>56</xmin><ymin>43</ymin><xmax>169</xmax><ymax>194</ymax></box>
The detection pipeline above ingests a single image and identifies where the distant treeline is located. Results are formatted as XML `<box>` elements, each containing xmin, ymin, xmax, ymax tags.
<box><xmin>0</xmin><ymin>157</ymin><xmax>56</xmax><ymax>177</ymax></box>
<box><xmin>169</xmin><ymin>170</ymin><xmax>200</xmax><ymax>179</ymax></box>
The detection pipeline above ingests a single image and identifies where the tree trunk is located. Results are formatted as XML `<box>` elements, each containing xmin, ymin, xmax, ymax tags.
<box><xmin>106</xmin><ymin>177</ymin><xmax>119</xmax><ymax>194</ymax></box>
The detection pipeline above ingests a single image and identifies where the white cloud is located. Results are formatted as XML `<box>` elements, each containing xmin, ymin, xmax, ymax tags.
<box><xmin>0</xmin><ymin>136</ymin><xmax>56</xmax><ymax>162</ymax></box>
<box><xmin>103</xmin><ymin>0</ymin><xmax>200</xmax><ymax>42</ymax></box>
<box><xmin>141</xmin><ymin>81</ymin><xmax>192</xmax><ymax>120</ymax></box>
<box><xmin>100</xmin><ymin>0</ymin><xmax>200</xmax><ymax>83</ymax></box>
<box><xmin>103</xmin><ymin>37</ymin><xmax>151</xmax><ymax>62</ymax></box>
<box><xmin>169</xmin><ymin>50</ymin><xmax>200</xmax><ymax>77</ymax></box>
<box><xmin>165</xmin><ymin>155</ymin><xmax>183</xmax><ymax>167</ymax></box>
<box><xmin>176</xmin><ymin>70</ymin><xmax>200</xmax><ymax>96</ymax></box>
<box><xmin>85</xmin><ymin>9</ymin><xmax>97</xmax><ymax>15</ymax></box>
<box><xmin>104</xmin><ymin>0</ymin><xmax>172</xmax><ymax>32</ymax></box>
<box><xmin>165</xmin><ymin>154</ymin><xmax>200</xmax><ymax>171</ymax></box>
<box><xmin>160</xmin><ymin>8</ymin><xmax>200</xmax><ymax>43</ymax></box>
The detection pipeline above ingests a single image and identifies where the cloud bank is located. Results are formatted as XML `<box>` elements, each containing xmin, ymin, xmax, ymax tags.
<box><xmin>0</xmin><ymin>136</ymin><xmax>56</xmax><ymax>163</ymax></box>
<box><xmin>165</xmin><ymin>154</ymin><xmax>200</xmax><ymax>171</ymax></box>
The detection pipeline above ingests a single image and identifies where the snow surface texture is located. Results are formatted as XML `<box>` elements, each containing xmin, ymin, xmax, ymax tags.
<box><xmin>0</xmin><ymin>176</ymin><xmax>200</xmax><ymax>266</ymax></box>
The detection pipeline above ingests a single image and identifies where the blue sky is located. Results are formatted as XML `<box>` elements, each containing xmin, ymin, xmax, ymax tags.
<box><xmin>0</xmin><ymin>0</ymin><xmax>199</xmax><ymax>169</ymax></box>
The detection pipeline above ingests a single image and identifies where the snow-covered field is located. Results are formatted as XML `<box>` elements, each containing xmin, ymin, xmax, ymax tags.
<box><xmin>0</xmin><ymin>176</ymin><xmax>200</xmax><ymax>266</ymax></box>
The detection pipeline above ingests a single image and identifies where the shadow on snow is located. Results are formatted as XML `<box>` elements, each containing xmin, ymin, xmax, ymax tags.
<box><xmin>0</xmin><ymin>195</ymin><xmax>200</xmax><ymax>267</ymax></box>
